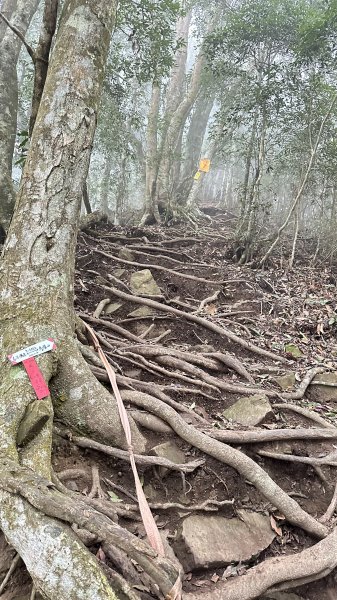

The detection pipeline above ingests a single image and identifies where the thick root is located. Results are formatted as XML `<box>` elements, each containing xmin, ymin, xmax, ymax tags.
<box><xmin>121</xmin><ymin>390</ymin><xmax>328</xmax><ymax>539</ymax></box>
<box><xmin>183</xmin><ymin>527</ymin><xmax>337</xmax><ymax>600</ymax></box>
<box><xmin>0</xmin><ymin>491</ymin><xmax>119</xmax><ymax>600</ymax></box>
<box><xmin>52</xmin><ymin>338</ymin><xmax>146</xmax><ymax>453</ymax></box>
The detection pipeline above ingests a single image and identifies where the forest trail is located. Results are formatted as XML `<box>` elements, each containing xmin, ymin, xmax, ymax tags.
<box><xmin>4</xmin><ymin>211</ymin><xmax>337</xmax><ymax>599</ymax></box>
<box><xmin>72</xmin><ymin>211</ymin><xmax>337</xmax><ymax>599</ymax></box>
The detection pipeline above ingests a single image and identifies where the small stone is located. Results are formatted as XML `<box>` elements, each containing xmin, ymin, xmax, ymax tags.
<box><xmin>144</xmin><ymin>483</ymin><xmax>160</xmax><ymax>501</ymax></box>
<box><xmin>128</xmin><ymin>305</ymin><xmax>156</xmax><ymax>317</ymax></box>
<box><xmin>192</xmin><ymin>344</ymin><xmax>215</xmax><ymax>353</ymax></box>
<box><xmin>124</xmin><ymin>369</ymin><xmax>142</xmax><ymax>378</ymax></box>
<box><xmin>151</xmin><ymin>441</ymin><xmax>186</xmax><ymax>475</ymax></box>
<box><xmin>177</xmin><ymin>511</ymin><xmax>275</xmax><ymax>571</ymax></box>
<box><xmin>272</xmin><ymin>372</ymin><xmax>296</xmax><ymax>390</ymax></box>
<box><xmin>308</xmin><ymin>372</ymin><xmax>337</xmax><ymax>402</ymax></box>
<box><xmin>130</xmin><ymin>269</ymin><xmax>161</xmax><ymax>296</ymax></box>
<box><xmin>104</xmin><ymin>302</ymin><xmax>122</xmax><ymax>315</ymax></box>
<box><xmin>113</xmin><ymin>268</ymin><xmax>126</xmax><ymax>277</ymax></box>
<box><xmin>118</xmin><ymin>248</ymin><xmax>135</xmax><ymax>261</ymax></box>
<box><xmin>223</xmin><ymin>395</ymin><xmax>273</xmax><ymax>426</ymax></box>
<box><xmin>66</xmin><ymin>480</ymin><xmax>79</xmax><ymax>492</ymax></box>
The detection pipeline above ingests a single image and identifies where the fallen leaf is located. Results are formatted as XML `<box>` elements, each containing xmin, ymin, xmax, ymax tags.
<box><xmin>108</xmin><ymin>490</ymin><xmax>121</xmax><ymax>502</ymax></box>
<box><xmin>270</xmin><ymin>514</ymin><xmax>282</xmax><ymax>536</ymax></box>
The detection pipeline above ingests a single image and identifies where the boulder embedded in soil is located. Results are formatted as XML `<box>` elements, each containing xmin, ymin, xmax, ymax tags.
<box><xmin>118</xmin><ymin>248</ymin><xmax>135</xmax><ymax>261</ymax></box>
<box><xmin>272</xmin><ymin>372</ymin><xmax>296</xmax><ymax>390</ymax></box>
<box><xmin>104</xmin><ymin>302</ymin><xmax>122</xmax><ymax>315</ymax></box>
<box><xmin>151</xmin><ymin>441</ymin><xmax>186</xmax><ymax>475</ymax></box>
<box><xmin>223</xmin><ymin>394</ymin><xmax>273</xmax><ymax>426</ymax></box>
<box><xmin>177</xmin><ymin>511</ymin><xmax>275</xmax><ymax>571</ymax></box>
<box><xmin>308</xmin><ymin>372</ymin><xmax>337</xmax><ymax>402</ymax></box>
<box><xmin>130</xmin><ymin>269</ymin><xmax>161</xmax><ymax>296</ymax></box>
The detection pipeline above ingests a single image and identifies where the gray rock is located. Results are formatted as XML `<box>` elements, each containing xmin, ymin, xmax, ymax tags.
<box><xmin>113</xmin><ymin>268</ymin><xmax>126</xmax><ymax>277</ymax></box>
<box><xmin>118</xmin><ymin>248</ymin><xmax>135</xmax><ymax>261</ymax></box>
<box><xmin>151</xmin><ymin>441</ymin><xmax>186</xmax><ymax>476</ymax></box>
<box><xmin>223</xmin><ymin>395</ymin><xmax>273</xmax><ymax>426</ymax></box>
<box><xmin>272</xmin><ymin>372</ymin><xmax>296</xmax><ymax>390</ymax></box>
<box><xmin>66</xmin><ymin>480</ymin><xmax>79</xmax><ymax>492</ymax></box>
<box><xmin>104</xmin><ymin>302</ymin><xmax>122</xmax><ymax>315</ymax></box>
<box><xmin>178</xmin><ymin>511</ymin><xmax>275</xmax><ymax>570</ymax></box>
<box><xmin>130</xmin><ymin>269</ymin><xmax>161</xmax><ymax>296</ymax></box>
<box><xmin>308</xmin><ymin>372</ymin><xmax>337</xmax><ymax>402</ymax></box>
<box><xmin>128</xmin><ymin>305</ymin><xmax>156</xmax><ymax>317</ymax></box>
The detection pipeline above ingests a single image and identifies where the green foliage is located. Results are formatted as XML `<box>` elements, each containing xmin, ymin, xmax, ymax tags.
<box><xmin>116</xmin><ymin>0</ymin><xmax>183</xmax><ymax>82</ymax></box>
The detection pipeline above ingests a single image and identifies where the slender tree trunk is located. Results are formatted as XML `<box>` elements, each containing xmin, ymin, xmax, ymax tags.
<box><xmin>140</xmin><ymin>81</ymin><xmax>161</xmax><ymax>225</ymax></box>
<box><xmin>100</xmin><ymin>153</ymin><xmax>113</xmax><ymax>215</ymax></box>
<box><xmin>177</xmin><ymin>92</ymin><xmax>214</xmax><ymax>202</ymax></box>
<box><xmin>0</xmin><ymin>0</ymin><xmax>39</xmax><ymax>232</ymax></box>
<box><xmin>157</xmin><ymin>46</ymin><xmax>206</xmax><ymax>211</ymax></box>
<box><xmin>261</xmin><ymin>94</ymin><xmax>337</xmax><ymax>265</ymax></box>
<box><xmin>0</xmin><ymin>2</ymin><xmax>146</xmax><ymax>597</ymax></box>
<box><xmin>29</xmin><ymin>0</ymin><xmax>59</xmax><ymax>136</ymax></box>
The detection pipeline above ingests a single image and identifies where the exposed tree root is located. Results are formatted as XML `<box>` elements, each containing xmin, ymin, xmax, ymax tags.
<box><xmin>93</xmin><ymin>248</ymin><xmax>224</xmax><ymax>285</ymax></box>
<box><xmin>103</xmin><ymin>286</ymin><xmax>287</xmax><ymax>362</ymax></box>
<box><xmin>120</xmin><ymin>390</ymin><xmax>328</xmax><ymax>538</ymax></box>
<box><xmin>0</xmin><ymin>553</ymin><xmax>20</xmax><ymax>595</ymax></box>
<box><xmin>183</xmin><ymin>526</ymin><xmax>337</xmax><ymax>600</ymax></box>
<box><xmin>320</xmin><ymin>482</ymin><xmax>337</xmax><ymax>523</ymax></box>
<box><xmin>64</xmin><ymin>432</ymin><xmax>205</xmax><ymax>473</ymax></box>
<box><xmin>274</xmin><ymin>403</ymin><xmax>336</xmax><ymax>429</ymax></box>
<box><xmin>281</xmin><ymin>367</ymin><xmax>326</xmax><ymax>400</ymax></box>
<box><xmin>258</xmin><ymin>449</ymin><xmax>337</xmax><ymax>467</ymax></box>
<box><xmin>207</xmin><ymin>427</ymin><xmax>337</xmax><ymax>444</ymax></box>
<box><xmin>0</xmin><ymin>460</ymin><xmax>179</xmax><ymax>597</ymax></box>
<box><xmin>205</xmin><ymin>351</ymin><xmax>255</xmax><ymax>383</ymax></box>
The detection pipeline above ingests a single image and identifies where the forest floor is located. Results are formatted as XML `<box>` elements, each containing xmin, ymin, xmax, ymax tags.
<box><xmin>3</xmin><ymin>209</ymin><xmax>337</xmax><ymax>599</ymax></box>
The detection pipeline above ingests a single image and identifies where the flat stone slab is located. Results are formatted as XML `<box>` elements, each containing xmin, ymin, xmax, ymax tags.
<box><xmin>118</xmin><ymin>248</ymin><xmax>135</xmax><ymax>261</ymax></box>
<box><xmin>272</xmin><ymin>372</ymin><xmax>296</xmax><ymax>390</ymax></box>
<box><xmin>130</xmin><ymin>269</ymin><xmax>161</xmax><ymax>296</ymax></box>
<box><xmin>151</xmin><ymin>441</ymin><xmax>186</xmax><ymax>475</ymax></box>
<box><xmin>128</xmin><ymin>305</ymin><xmax>156</xmax><ymax>317</ymax></box>
<box><xmin>308</xmin><ymin>372</ymin><xmax>337</xmax><ymax>402</ymax></box>
<box><xmin>223</xmin><ymin>394</ymin><xmax>273</xmax><ymax>426</ymax></box>
<box><xmin>178</xmin><ymin>511</ymin><xmax>275</xmax><ymax>570</ymax></box>
<box><xmin>104</xmin><ymin>302</ymin><xmax>122</xmax><ymax>315</ymax></box>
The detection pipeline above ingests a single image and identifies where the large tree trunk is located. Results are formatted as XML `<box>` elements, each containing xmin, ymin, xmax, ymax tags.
<box><xmin>0</xmin><ymin>0</ymin><xmax>39</xmax><ymax>233</ymax></box>
<box><xmin>0</xmin><ymin>1</ymin><xmax>146</xmax><ymax>597</ymax></box>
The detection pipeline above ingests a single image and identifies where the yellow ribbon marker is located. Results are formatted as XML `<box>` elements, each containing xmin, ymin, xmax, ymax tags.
<box><xmin>199</xmin><ymin>158</ymin><xmax>211</xmax><ymax>172</ymax></box>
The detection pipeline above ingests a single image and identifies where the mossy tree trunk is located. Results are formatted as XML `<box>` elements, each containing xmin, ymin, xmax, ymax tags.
<box><xmin>0</xmin><ymin>0</ymin><xmax>145</xmax><ymax>597</ymax></box>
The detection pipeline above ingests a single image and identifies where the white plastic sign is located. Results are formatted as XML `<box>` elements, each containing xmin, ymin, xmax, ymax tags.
<box><xmin>8</xmin><ymin>339</ymin><xmax>56</xmax><ymax>365</ymax></box>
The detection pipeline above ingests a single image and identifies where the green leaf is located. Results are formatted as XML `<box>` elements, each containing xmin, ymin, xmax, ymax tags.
<box><xmin>107</xmin><ymin>491</ymin><xmax>121</xmax><ymax>502</ymax></box>
<box><xmin>284</xmin><ymin>343</ymin><xmax>304</xmax><ymax>358</ymax></box>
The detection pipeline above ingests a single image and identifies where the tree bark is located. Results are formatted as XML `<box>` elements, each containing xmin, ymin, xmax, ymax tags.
<box><xmin>0</xmin><ymin>0</ymin><xmax>39</xmax><ymax>232</ymax></box>
<box><xmin>179</xmin><ymin>91</ymin><xmax>214</xmax><ymax>201</ymax></box>
<box><xmin>140</xmin><ymin>81</ymin><xmax>161</xmax><ymax>224</ymax></box>
<box><xmin>0</xmin><ymin>1</ymin><xmax>145</xmax><ymax>597</ymax></box>
<box><xmin>157</xmin><ymin>44</ymin><xmax>206</xmax><ymax>211</ymax></box>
